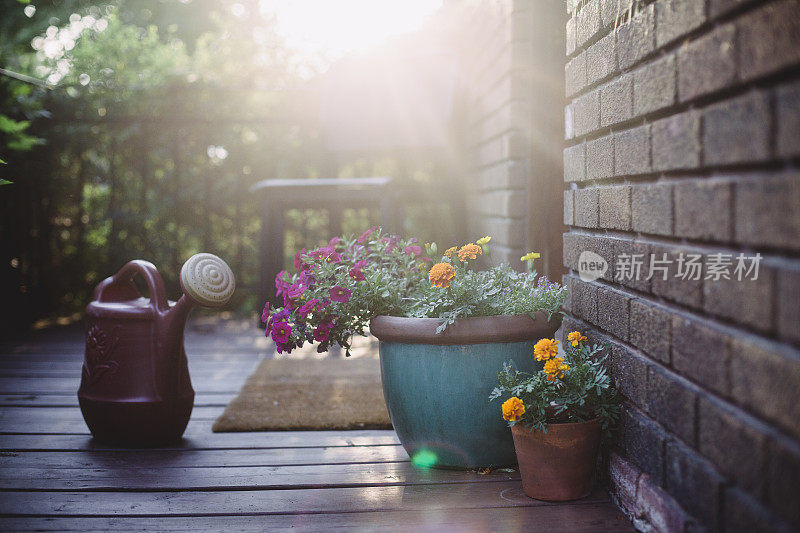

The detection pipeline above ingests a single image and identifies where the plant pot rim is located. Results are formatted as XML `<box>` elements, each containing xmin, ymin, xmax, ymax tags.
<box><xmin>369</xmin><ymin>313</ymin><xmax>561</xmax><ymax>345</ymax></box>
<box><xmin>511</xmin><ymin>417</ymin><xmax>601</xmax><ymax>434</ymax></box>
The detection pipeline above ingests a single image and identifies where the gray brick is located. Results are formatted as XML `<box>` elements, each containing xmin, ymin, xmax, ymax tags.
<box><xmin>703</xmin><ymin>91</ymin><xmax>770</xmax><ymax>166</ymax></box>
<box><xmin>567</xmin><ymin>15</ymin><xmax>577</xmax><ymax>56</ymax></box>
<box><xmin>650</xmin><ymin>245</ymin><xmax>704</xmax><ymax>309</ymax></box>
<box><xmin>611</xmin><ymin>343</ymin><xmax>650</xmax><ymax>408</ymax></box>
<box><xmin>564</xmin><ymin>190</ymin><xmax>575</xmax><ymax>226</ymax></box>
<box><xmin>655</xmin><ymin>0</ymin><xmax>707</xmax><ymax>48</ymax></box>
<box><xmin>734</xmin><ymin>173</ymin><xmax>800</xmax><ymax>251</ymax></box>
<box><xmin>572</xmin><ymin>235</ymin><xmax>617</xmax><ymax>283</ymax></box>
<box><xmin>566</xmin><ymin>53</ymin><xmax>587</xmax><ymax>97</ymax></box>
<box><xmin>665</xmin><ymin>439</ymin><xmax>723</xmax><ymax>530</ymax></box>
<box><xmin>601</xmin><ymin>74</ymin><xmax>633</xmax><ymax>127</ymax></box>
<box><xmin>601</xmin><ymin>0</ymin><xmax>633</xmax><ymax>27</ymax></box>
<box><xmin>724</xmin><ymin>487</ymin><xmax>794</xmax><ymax>533</ymax></box>
<box><xmin>572</xmin><ymin>278</ymin><xmax>599</xmax><ymax>323</ymax></box>
<box><xmin>586</xmin><ymin>32</ymin><xmax>617</xmax><ymax>86</ymax></box>
<box><xmin>730</xmin><ymin>336</ymin><xmax>800</xmax><ymax>440</ymax></box>
<box><xmin>563</xmin><ymin>232</ymin><xmax>587</xmax><ymax>270</ymax></box>
<box><xmin>565</xmin><ymin>103</ymin><xmax>574</xmax><ymax>140</ymax></box>
<box><xmin>624</xmin><ymin>408</ymin><xmax>666</xmax><ymax>485</ymax></box>
<box><xmin>636</xmin><ymin>476</ymin><xmax>692</xmax><ymax>533</ymax></box>
<box><xmin>738</xmin><ymin>0</ymin><xmax>800</xmax><ymax>82</ymax></box>
<box><xmin>629</xmin><ymin>300</ymin><xmax>671</xmax><ymax>363</ymax></box>
<box><xmin>615</xmin><ymin>125</ymin><xmax>650</xmax><ymax>175</ymax></box>
<box><xmin>574</xmin><ymin>90</ymin><xmax>601</xmax><ymax>136</ymax></box>
<box><xmin>586</xmin><ymin>135</ymin><xmax>614</xmax><ymax>180</ymax></box>
<box><xmin>768</xmin><ymin>438</ymin><xmax>800</xmax><ymax>529</ymax></box>
<box><xmin>677</xmin><ymin>24</ymin><xmax>736</xmax><ymax>102</ymax></box>
<box><xmin>703</xmin><ymin>261</ymin><xmax>775</xmax><ymax>332</ymax></box>
<box><xmin>618</xmin><ymin>4</ymin><xmax>656</xmax><ymax>69</ymax></box>
<box><xmin>672</xmin><ymin>316</ymin><xmax>731</xmax><ymax>396</ymax></box>
<box><xmin>482</xmin><ymin>217</ymin><xmax>525</xmax><ymax>248</ymax></box>
<box><xmin>596</xmin><ymin>286</ymin><xmax>630</xmax><ymax>340</ymax></box>
<box><xmin>776</xmin><ymin>80</ymin><xmax>800</xmax><ymax>158</ymax></box>
<box><xmin>599</xmin><ymin>185</ymin><xmax>631</xmax><ymax>230</ymax></box>
<box><xmin>646</xmin><ymin>367</ymin><xmax>697</xmax><ymax>444</ymax></box>
<box><xmin>613</xmin><ymin>239</ymin><xmax>651</xmax><ymax>293</ymax></box>
<box><xmin>651</xmin><ymin>111</ymin><xmax>701</xmax><ymax>171</ymax></box>
<box><xmin>673</xmin><ymin>179</ymin><xmax>731</xmax><ymax>241</ymax></box>
<box><xmin>574</xmin><ymin>187</ymin><xmax>600</xmax><ymax>227</ymax></box>
<box><xmin>631</xmin><ymin>183</ymin><xmax>672</xmax><ymax>235</ymax></box>
<box><xmin>698</xmin><ymin>396</ymin><xmax>768</xmax><ymax>497</ymax></box>
<box><xmin>561</xmin><ymin>274</ymin><xmax>573</xmax><ymax>313</ymax></box>
<box><xmin>633</xmin><ymin>54</ymin><xmax>676</xmax><ymax>116</ymax></box>
<box><xmin>564</xmin><ymin>143</ymin><xmax>586</xmax><ymax>182</ymax></box>
<box><xmin>576</xmin><ymin>0</ymin><xmax>602</xmax><ymax>47</ymax></box>
<box><xmin>777</xmin><ymin>265</ymin><xmax>800</xmax><ymax>343</ymax></box>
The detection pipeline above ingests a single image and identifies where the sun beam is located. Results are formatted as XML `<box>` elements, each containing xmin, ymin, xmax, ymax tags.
<box><xmin>258</xmin><ymin>0</ymin><xmax>443</xmax><ymax>56</ymax></box>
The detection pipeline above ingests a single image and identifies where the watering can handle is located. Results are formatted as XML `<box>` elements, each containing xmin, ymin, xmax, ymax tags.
<box><xmin>95</xmin><ymin>260</ymin><xmax>169</xmax><ymax>312</ymax></box>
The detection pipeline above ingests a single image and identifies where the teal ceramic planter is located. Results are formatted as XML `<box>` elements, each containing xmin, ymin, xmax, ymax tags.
<box><xmin>370</xmin><ymin>314</ymin><xmax>560</xmax><ymax>469</ymax></box>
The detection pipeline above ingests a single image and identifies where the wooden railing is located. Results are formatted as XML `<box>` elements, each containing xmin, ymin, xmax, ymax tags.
<box><xmin>252</xmin><ymin>177</ymin><xmax>399</xmax><ymax>306</ymax></box>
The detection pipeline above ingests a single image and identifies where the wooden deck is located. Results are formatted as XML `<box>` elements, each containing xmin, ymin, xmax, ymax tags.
<box><xmin>0</xmin><ymin>319</ymin><xmax>633</xmax><ymax>532</ymax></box>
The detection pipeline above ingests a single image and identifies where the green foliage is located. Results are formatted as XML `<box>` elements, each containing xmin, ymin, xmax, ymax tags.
<box><xmin>490</xmin><ymin>339</ymin><xmax>620</xmax><ymax>436</ymax></box>
<box><xmin>407</xmin><ymin>256</ymin><xmax>567</xmax><ymax>333</ymax></box>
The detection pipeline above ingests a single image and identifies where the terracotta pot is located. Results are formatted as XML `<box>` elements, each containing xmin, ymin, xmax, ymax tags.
<box><xmin>511</xmin><ymin>418</ymin><xmax>601</xmax><ymax>501</ymax></box>
<box><xmin>369</xmin><ymin>313</ymin><xmax>560</xmax><ymax>469</ymax></box>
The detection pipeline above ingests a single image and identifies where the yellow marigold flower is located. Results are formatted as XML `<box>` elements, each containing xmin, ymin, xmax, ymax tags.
<box><xmin>567</xmin><ymin>331</ymin><xmax>588</xmax><ymax>347</ymax></box>
<box><xmin>443</xmin><ymin>246</ymin><xmax>458</xmax><ymax>258</ymax></box>
<box><xmin>458</xmin><ymin>243</ymin><xmax>483</xmax><ymax>262</ymax></box>
<box><xmin>428</xmin><ymin>262</ymin><xmax>456</xmax><ymax>288</ymax></box>
<box><xmin>521</xmin><ymin>251</ymin><xmax>541</xmax><ymax>262</ymax></box>
<box><xmin>502</xmin><ymin>396</ymin><xmax>526</xmax><ymax>422</ymax></box>
<box><xmin>534</xmin><ymin>338</ymin><xmax>559</xmax><ymax>361</ymax></box>
<box><xmin>476</xmin><ymin>236</ymin><xmax>492</xmax><ymax>245</ymax></box>
<box><xmin>544</xmin><ymin>357</ymin><xmax>570</xmax><ymax>381</ymax></box>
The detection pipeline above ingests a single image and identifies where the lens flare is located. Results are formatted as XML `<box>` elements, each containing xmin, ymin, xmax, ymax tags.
<box><xmin>411</xmin><ymin>449</ymin><xmax>438</xmax><ymax>469</ymax></box>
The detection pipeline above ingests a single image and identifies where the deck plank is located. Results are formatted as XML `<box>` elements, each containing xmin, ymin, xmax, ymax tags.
<box><xmin>0</xmin><ymin>462</ymin><xmax>520</xmax><ymax>491</ymax></box>
<box><xmin>0</xmin><ymin>430</ymin><xmax>401</xmax><ymax>451</ymax></box>
<box><xmin>0</xmin><ymin>483</ymin><xmax>612</xmax><ymax>516</ymax></box>
<box><xmin>0</xmin><ymin>504</ymin><xmax>633</xmax><ymax>532</ymax></box>
<box><xmin>0</xmin><ymin>446</ymin><xmax>409</xmax><ymax>469</ymax></box>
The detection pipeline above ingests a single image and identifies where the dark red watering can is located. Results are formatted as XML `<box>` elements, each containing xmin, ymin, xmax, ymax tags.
<box><xmin>78</xmin><ymin>253</ymin><xmax>235</xmax><ymax>446</ymax></box>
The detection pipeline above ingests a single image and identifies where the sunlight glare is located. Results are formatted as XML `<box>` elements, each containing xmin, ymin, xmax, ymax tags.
<box><xmin>259</xmin><ymin>0</ymin><xmax>442</xmax><ymax>55</ymax></box>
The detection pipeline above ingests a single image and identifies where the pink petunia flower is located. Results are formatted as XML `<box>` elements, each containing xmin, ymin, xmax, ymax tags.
<box><xmin>275</xmin><ymin>271</ymin><xmax>290</xmax><ymax>296</ymax></box>
<box><xmin>271</xmin><ymin>321</ymin><xmax>292</xmax><ymax>344</ymax></box>
<box><xmin>297</xmin><ymin>298</ymin><xmax>321</xmax><ymax>319</ymax></box>
<box><xmin>403</xmin><ymin>245</ymin><xmax>422</xmax><ymax>257</ymax></box>
<box><xmin>329</xmin><ymin>286</ymin><xmax>351</xmax><ymax>303</ymax></box>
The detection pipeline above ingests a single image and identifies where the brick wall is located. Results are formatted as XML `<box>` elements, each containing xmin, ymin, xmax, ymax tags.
<box><xmin>457</xmin><ymin>0</ymin><xmax>564</xmax><ymax>277</ymax></box>
<box><xmin>563</xmin><ymin>0</ymin><xmax>800</xmax><ymax>530</ymax></box>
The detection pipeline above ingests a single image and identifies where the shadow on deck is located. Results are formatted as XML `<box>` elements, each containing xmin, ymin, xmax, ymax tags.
<box><xmin>0</xmin><ymin>319</ymin><xmax>633</xmax><ymax>532</ymax></box>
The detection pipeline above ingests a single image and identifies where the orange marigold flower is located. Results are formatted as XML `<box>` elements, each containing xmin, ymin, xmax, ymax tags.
<box><xmin>567</xmin><ymin>331</ymin><xmax>588</xmax><ymax>347</ymax></box>
<box><xmin>534</xmin><ymin>338</ymin><xmax>559</xmax><ymax>361</ymax></box>
<box><xmin>502</xmin><ymin>396</ymin><xmax>526</xmax><ymax>421</ymax></box>
<box><xmin>443</xmin><ymin>246</ymin><xmax>458</xmax><ymax>258</ymax></box>
<box><xmin>544</xmin><ymin>357</ymin><xmax>570</xmax><ymax>381</ymax></box>
<box><xmin>428</xmin><ymin>262</ymin><xmax>456</xmax><ymax>288</ymax></box>
<box><xmin>457</xmin><ymin>243</ymin><xmax>483</xmax><ymax>262</ymax></box>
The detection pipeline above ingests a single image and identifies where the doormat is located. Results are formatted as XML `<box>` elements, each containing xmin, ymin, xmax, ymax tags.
<box><xmin>212</xmin><ymin>343</ymin><xmax>392</xmax><ymax>432</ymax></box>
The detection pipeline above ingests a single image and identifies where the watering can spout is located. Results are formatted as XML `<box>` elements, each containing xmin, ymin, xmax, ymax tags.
<box><xmin>165</xmin><ymin>253</ymin><xmax>236</xmax><ymax>340</ymax></box>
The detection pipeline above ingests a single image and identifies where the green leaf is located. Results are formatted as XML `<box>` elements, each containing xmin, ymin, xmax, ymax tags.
<box><xmin>0</xmin><ymin>179</ymin><xmax>12</xmax><ymax>186</ymax></box>
<box><xmin>0</xmin><ymin>115</ymin><xmax>30</xmax><ymax>134</ymax></box>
